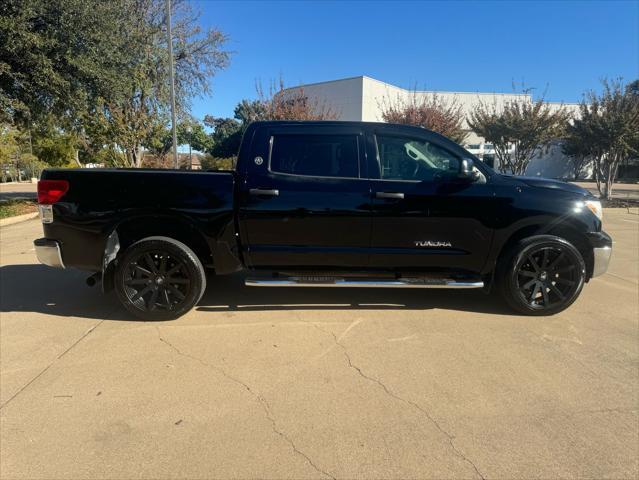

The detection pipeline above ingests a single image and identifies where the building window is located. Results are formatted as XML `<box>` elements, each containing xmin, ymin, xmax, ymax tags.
<box><xmin>483</xmin><ymin>154</ymin><xmax>495</xmax><ymax>168</ymax></box>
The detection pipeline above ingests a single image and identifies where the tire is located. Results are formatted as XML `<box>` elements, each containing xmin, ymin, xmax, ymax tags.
<box><xmin>115</xmin><ymin>236</ymin><xmax>206</xmax><ymax>321</ymax></box>
<box><xmin>497</xmin><ymin>235</ymin><xmax>586</xmax><ymax>316</ymax></box>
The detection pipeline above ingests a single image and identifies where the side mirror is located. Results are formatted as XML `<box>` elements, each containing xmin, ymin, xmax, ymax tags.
<box><xmin>458</xmin><ymin>158</ymin><xmax>476</xmax><ymax>181</ymax></box>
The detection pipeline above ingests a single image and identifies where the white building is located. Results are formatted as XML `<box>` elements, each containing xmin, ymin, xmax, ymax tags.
<box><xmin>283</xmin><ymin>76</ymin><xmax>584</xmax><ymax>178</ymax></box>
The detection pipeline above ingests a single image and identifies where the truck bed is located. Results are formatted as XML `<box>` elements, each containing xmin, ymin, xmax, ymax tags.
<box><xmin>40</xmin><ymin>169</ymin><xmax>236</xmax><ymax>271</ymax></box>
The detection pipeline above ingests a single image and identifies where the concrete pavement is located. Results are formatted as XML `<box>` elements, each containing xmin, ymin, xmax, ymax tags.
<box><xmin>1</xmin><ymin>210</ymin><xmax>637</xmax><ymax>479</ymax></box>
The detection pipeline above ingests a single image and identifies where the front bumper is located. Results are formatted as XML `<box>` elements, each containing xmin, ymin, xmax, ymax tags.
<box><xmin>34</xmin><ymin>238</ymin><xmax>65</xmax><ymax>268</ymax></box>
<box><xmin>587</xmin><ymin>231</ymin><xmax>612</xmax><ymax>278</ymax></box>
<box><xmin>592</xmin><ymin>246</ymin><xmax>612</xmax><ymax>277</ymax></box>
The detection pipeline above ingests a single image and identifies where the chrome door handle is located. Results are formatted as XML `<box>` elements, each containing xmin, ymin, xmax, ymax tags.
<box><xmin>376</xmin><ymin>191</ymin><xmax>404</xmax><ymax>199</ymax></box>
<box><xmin>249</xmin><ymin>188</ymin><xmax>279</xmax><ymax>197</ymax></box>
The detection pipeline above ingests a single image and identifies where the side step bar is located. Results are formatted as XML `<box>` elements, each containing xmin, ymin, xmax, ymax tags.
<box><xmin>245</xmin><ymin>276</ymin><xmax>484</xmax><ymax>289</ymax></box>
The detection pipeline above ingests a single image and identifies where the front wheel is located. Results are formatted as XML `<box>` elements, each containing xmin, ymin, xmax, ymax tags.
<box><xmin>498</xmin><ymin>235</ymin><xmax>586</xmax><ymax>316</ymax></box>
<box><xmin>115</xmin><ymin>236</ymin><xmax>206</xmax><ymax>320</ymax></box>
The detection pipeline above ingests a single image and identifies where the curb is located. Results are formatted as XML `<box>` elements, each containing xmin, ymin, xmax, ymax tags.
<box><xmin>0</xmin><ymin>212</ymin><xmax>39</xmax><ymax>227</ymax></box>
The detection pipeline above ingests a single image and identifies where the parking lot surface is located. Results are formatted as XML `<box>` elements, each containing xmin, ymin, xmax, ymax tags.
<box><xmin>1</xmin><ymin>210</ymin><xmax>638</xmax><ymax>479</ymax></box>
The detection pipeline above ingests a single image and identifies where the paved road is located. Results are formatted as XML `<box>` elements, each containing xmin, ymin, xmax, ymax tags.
<box><xmin>0</xmin><ymin>182</ymin><xmax>37</xmax><ymax>201</ymax></box>
<box><xmin>1</xmin><ymin>211</ymin><xmax>637</xmax><ymax>479</ymax></box>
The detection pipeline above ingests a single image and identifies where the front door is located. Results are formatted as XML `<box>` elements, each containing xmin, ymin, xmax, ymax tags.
<box><xmin>239</xmin><ymin>127</ymin><xmax>371</xmax><ymax>269</ymax></box>
<box><xmin>367</xmin><ymin>130</ymin><xmax>495</xmax><ymax>273</ymax></box>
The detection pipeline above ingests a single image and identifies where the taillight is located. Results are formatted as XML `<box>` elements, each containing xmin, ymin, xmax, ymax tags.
<box><xmin>38</xmin><ymin>180</ymin><xmax>69</xmax><ymax>204</ymax></box>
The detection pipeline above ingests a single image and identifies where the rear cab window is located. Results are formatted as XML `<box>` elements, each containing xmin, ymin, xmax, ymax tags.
<box><xmin>269</xmin><ymin>134</ymin><xmax>361</xmax><ymax>178</ymax></box>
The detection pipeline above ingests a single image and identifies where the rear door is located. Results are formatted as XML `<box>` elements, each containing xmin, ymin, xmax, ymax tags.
<box><xmin>367</xmin><ymin>128</ymin><xmax>495</xmax><ymax>273</ymax></box>
<box><xmin>238</xmin><ymin>125</ymin><xmax>371</xmax><ymax>269</ymax></box>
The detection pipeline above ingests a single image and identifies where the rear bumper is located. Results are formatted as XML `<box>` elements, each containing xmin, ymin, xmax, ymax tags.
<box><xmin>587</xmin><ymin>231</ymin><xmax>612</xmax><ymax>278</ymax></box>
<box><xmin>34</xmin><ymin>238</ymin><xmax>65</xmax><ymax>268</ymax></box>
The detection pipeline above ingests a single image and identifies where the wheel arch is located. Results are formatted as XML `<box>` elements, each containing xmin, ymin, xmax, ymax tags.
<box><xmin>489</xmin><ymin>219</ymin><xmax>594</xmax><ymax>281</ymax></box>
<box><xmin>101</xmin><ymin>214</ymin><xmax>213</xmax><ymax>293</ymax></box>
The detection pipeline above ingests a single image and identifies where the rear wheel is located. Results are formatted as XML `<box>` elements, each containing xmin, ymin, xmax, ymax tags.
<box><xmin>115</xmin><ymin>236</ymin><xmax>206</xmax><ymax>320</ymax></box>
<box><xmin>498</xmin><ymin>235</ymin><xmax>586</xmax><ymax>315</ymax></box>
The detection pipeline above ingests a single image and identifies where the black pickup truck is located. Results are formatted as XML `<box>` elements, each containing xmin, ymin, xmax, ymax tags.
<box><xmin>34</xmin><ymin>121</ymin><xmax>612</xmax><ymax>320</ymax></box>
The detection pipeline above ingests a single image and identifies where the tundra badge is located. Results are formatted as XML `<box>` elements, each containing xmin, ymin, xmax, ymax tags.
<box><xmin>415</xmin><ymin>240</ymin><xmax>452</xmax><ymax>248</ymax></box>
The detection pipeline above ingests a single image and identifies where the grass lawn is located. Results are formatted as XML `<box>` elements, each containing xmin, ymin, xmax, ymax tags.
<box><xmin>0</xmin><ymin>199</ymin><xmax>38</xmax><ymax>219</ymax></box>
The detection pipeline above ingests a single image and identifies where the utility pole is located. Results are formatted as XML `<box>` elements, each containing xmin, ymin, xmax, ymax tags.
<box><xmin>187</xmin><ymin>125</ymin><xmax>192</xmax><ymax>169</ymax></box>
<box><xmin>166</xmin><ymin>0</ymin><xmax>179</xmax><ymax>169</ymax></box>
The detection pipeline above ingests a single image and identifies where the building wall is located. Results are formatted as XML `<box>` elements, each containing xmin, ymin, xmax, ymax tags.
<box><xmin>292</xmin><ymin>76</ymin><xmax>364</xmax><ymax>121</ymax></box>
<box><xmin>283</xmin><ymin>76</ymin><xmax>587</xmax><ymax>179</ymax></box>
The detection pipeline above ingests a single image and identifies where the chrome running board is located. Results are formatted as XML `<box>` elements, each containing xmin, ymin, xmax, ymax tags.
<box><xmin>245</xmin><ymin>276</ymin><xmax>484</xmax><ymax>289</ymax></box>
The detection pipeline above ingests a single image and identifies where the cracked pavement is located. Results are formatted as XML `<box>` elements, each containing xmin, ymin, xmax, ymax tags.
<box><xmin>1</xmin><ymin>210</ymin><xmax>638</xmax><ymax>479</ymax></box>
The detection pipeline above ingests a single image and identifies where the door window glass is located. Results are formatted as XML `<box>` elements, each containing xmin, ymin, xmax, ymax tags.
<box><xmin>376</xmin><ymin>135</ymin><xmax>460</xmax><ymax>181</ymax></box>
<box><xmin>270</xmin><ymin>134</ymin><xmax>359</xmax><ymax>178</ymax></box>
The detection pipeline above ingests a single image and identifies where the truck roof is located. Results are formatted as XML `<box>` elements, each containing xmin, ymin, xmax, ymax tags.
<box><xmin>247</xmin><ymin>120</ymin><xmax>434</xmax><ymax>135</ymax></box>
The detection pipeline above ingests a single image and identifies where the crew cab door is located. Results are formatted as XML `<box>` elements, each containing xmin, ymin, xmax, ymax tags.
<box><xmin>367</xmin><ymin>128</ymin><xmax>495</xmax><ymax>273</ymax></box>
<box><xmin>238</xmin><ymin>125</ymin><xmax>371</xmax><ymax>268</ymax></box>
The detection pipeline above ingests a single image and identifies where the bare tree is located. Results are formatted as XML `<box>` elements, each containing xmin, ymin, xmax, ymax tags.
<box><xmin>379</xmin><ymin>90</ymin><xmax>468</xmax><ymax>144</ymax></box>
<box><xmin>468</xmin><ymin>94</ymin><xmax>571</xmax><ymax>175</ymax></box>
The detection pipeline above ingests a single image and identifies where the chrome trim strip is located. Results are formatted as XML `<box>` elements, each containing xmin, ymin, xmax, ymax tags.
<box><xmin>592</xmin><ymin>246</ymin><xmax>612</xmax><ymax>277</ymax></box>
<box><xmin>249</xmin><ymin>188</ymin><xmax>279</xmax><ymax>197</ymax></box>
<box><xmin>34</xmin><ymin>240</ymin><xmax>65</xmax><ymax>268</ymax></box>
<box><xmin>245</xmin><ymin>278</ymin><xmax>484</xmax><ymax>289</ymax></box>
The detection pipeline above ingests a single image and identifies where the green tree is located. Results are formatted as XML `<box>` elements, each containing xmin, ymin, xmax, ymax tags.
<box><xmin>234</xmin><ymin>99</ymin><xmax>267</xmax><ymax>125</ymax></box>
<box><xmin>87</xmin><ymin>0</ymin><xmax>230</xmax><ymax>167</ymax></box>
<box><xmin>468</xmin><ymin>93</ymin><xmax>571</xmax><ymax>175</ymax></box>
<box><xmin>0</xmin><ymin>0</ymin><xmax>230</xmax><ymax>167</ymax></box>
<box><xmin>144</xmin><ymin>119</ymin><xmax>213</xmax><ymax>162</ymax></box>
<box><xmin>0</xmin><ymin>0</ymin><xmax>129</xmax><ymax>126</ymax></box>
<box><xmin>31</xmin><ymin>122</ymin><xmax>76</xmax><ymax>167</ymax></box>
<box><xmin>0</xmin><ymin>124</ymin><xmax>46</xmax><ymax>181</ymax></box>
<box><xmin>563</xmin><ymin>79</ymin><xmax>639</xmax><ymax>199</ymax></box>
<box><xmin>178</xmin><ymin>121</ymin><xmax>212</xmax><ymax>153</ymax></box>
<box><xmin>203</xmin><ymin>99</ymin><xmax>268</xmax><ymax>158</ymax></box>
<box><xmin>204</xmin><ymin>117</ymin><xmax>243</xmax><ymax>158</ymax></box>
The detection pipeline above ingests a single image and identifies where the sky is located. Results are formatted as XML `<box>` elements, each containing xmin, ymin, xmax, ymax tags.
<box><xmin>190</xmin><ymin>0</ymin><xmax>639</xmax><ymax>121</ymax></box>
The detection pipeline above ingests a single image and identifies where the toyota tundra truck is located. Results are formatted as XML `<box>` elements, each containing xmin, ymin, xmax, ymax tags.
<box><xmin>34</xmin><ymin>121</ymin><xmax>612</xmax><ymax>320</ymax></box>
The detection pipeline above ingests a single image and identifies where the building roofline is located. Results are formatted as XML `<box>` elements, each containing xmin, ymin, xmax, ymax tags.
<box><xmin>280</xmin><ymin>76</ymin><xmax>366</xmax><ymax>91</ymax></box>
<box><xmin>283</xmin><ymin>75</ymin><xmax>533</xmax><ymax>98</ymax></box>
<box><xmin>281</xmin><ymin>75</ymin><xmax>582</xmax><ymax>105</ymax></box>
<box><xmin>360</xmin><ymin>75</ymin><xmax>531</xmax><ymax>98</ymax></box>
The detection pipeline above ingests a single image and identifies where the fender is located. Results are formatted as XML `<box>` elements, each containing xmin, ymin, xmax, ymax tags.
<box><xmin>100</xmin><ymin>211</ymin><xmax>243</xmax><ymax>292</ymax></box>
<box><xmin>482</xmin><ymin>210</ymin><xmax>598</xmax><ymax>276</ymax></box>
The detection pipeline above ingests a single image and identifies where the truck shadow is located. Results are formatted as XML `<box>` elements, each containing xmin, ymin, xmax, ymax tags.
<box><xmin>0</xmin><ymin>264</ymin><xmax>129</xmax><ymax>320</ymax></box>
<box><xmin>0</xmin><ymin>264</ymin><xmax>512</xmax><ymax>321</ymax></box>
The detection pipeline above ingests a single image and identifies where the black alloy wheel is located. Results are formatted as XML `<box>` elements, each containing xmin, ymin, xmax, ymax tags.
<box><xmin>500</xmin><ymin>235</ymin><xmax>586</xmax><ymax>315</ymax></box>
<box><xmin>115</xmin><ymin>237</ymin><xmax>206</xmax><ymax>320</ymax></box>
<box><xmin>123</xmin><ymin>251</ymin><xmax>191</xmax><ymax>311</ymax></box>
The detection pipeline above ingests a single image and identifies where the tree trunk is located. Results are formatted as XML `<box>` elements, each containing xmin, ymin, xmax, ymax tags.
<box><xmin>124</xmin><ymin>148</ymin><xmax>135</xmax><ymax>168</ymax></box>
<box><xmin>73</xmin><ymin>149</ymin><xmax>83</xmax><ymax>168</ymax></box>
<box><xmin>594</xmin><ymin>157</ymin><xmax>604</xmax><ymax>198</ymax></box>
<box><xmin>135</xmin><ymin>146</ymin><xmax>145</xmax><ymax>168</ymax></box>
